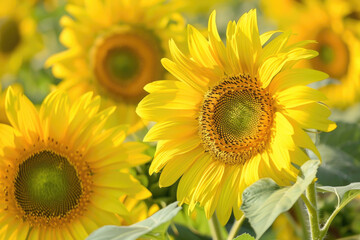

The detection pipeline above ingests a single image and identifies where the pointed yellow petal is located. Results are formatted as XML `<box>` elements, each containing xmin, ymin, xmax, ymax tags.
<box><xmin>159</xmin><ymin>146</ymin><xmax>203</xmax><ymax>187</ymax></box>
<box><xmin>276</xmin><ymin>86</ymin><xmax>327</xmax><ymax>108</ymax></box>
<box><xmin>5</xmin><ymin>87</ymin><xmax>42</xmax><ymax>142</ymax></box>
<box><xmin>144</xmin><ymin>119</ymin><xmax>198</xmax><ymax>142</ymax></box>
<box><xmin>40</xmin><ymin>90</ymin><xmax>70</xmax><ymax>141</ymax></box>
<box><xmin>284</xmin><ymin>103</ymin><xmax>337</xmax><ymax>132</ymax></box>
<box><xmin>270</xmin><ymin>68</ymin><xmax>329</xmax><ymax>94</ymax></box>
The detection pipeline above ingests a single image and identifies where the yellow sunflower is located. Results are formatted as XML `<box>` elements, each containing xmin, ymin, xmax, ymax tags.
<box><xmin>0</xmin><ymin>88</ymin><xmax>151</xmax><ymax>239</ymax></box>
<box><xmin>0</xmin><ymin>0</ymin><xmax>42</xmax><ymax>77</ymax></box>
<box><xmin>136</xmin><ymin>9</ymin><xmax>336</xmax><ymax>225</ymax></box>
<box><xmin>46</xmin><ymin>0</ymin><xmax>185</xmax><ymax>133</ymax></box>
<box><xmin>261</xmin><ymin>0</ymin><xmax>360</xmax><ymax>109</ymax></box>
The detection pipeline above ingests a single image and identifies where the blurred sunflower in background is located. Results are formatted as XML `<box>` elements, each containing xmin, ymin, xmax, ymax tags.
<box><xmin>0</xmin><ymin>0</ymin><xmax>42</xmax><ymax>79</ymax></box>
<box><xmin>0</xmin><ymin>89</ymin><xmax>151</xmax><ymax>239</ymax></box>
<box><xmin>46</xmin><ymin>0</ymin><xmax>185</xmax><ymax>133</ymax></box>
<box><xmin>261</xmin><ymin>0</ymin><xmax>360</xmax><ymax>109</ymax></box>
<box><xmin>137</xmin><ymin>9</ymin><xmax>336</xmax><ymax>225</ymax></box>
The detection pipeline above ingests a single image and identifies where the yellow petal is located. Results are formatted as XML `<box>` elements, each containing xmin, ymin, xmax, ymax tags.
<box><xmin>284</xmin><ymin>103</ymin><xmax>337</xmax><ymax>132</ymax></box>
<box><xmin>144</xmin><ymin>118</ymin><xmax>198</xmax><ymax>142</ymax></box>
<box><xmin>270</xmin><ymin>68</ymin><xmax>329</xmax><ymax>94</ymax></box>
<box><xmin>159</xmin><ymin>146</ymin><xmax>203</xmax><ymax>187</ymax></box>
<box><xmin>276</xmin><ymin>86</ymin><xmax>327</xmax><ymax>108</ymax></box>
<box><xmin>5</xmin><ymin>87</ymin><xmax>42</xmax><ymax>143</ymax></box>
<box><xmin>39</xmin><ymin>90</ymin><xmax>70</xmax><ymax>142</ymax></box>
<box><xmin>150</xmin><ymin>136</ymin><xmax>201</xmax><ymax>174</ymax></box>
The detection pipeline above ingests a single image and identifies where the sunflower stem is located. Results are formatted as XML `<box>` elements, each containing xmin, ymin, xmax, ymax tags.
<box><xmin>294</xmin><ymin>200</ymin><xmax>310</xmax><ymax>240</ymax></box>
<box><xmin>226</xmin><ymin>215</ymin><xmax>245</xmax><ymax>240</ymax></box>
<box><xmin>209</xmin><ymin>214</ymin><xmax>224</xmax><ymax>240</ymax></box>
<box><xmin>303</xmin><ymin>182</ymin><xmax>321</xmax><ymax>240</ymax></box>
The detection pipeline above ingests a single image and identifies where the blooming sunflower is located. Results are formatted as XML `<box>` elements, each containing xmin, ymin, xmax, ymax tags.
<box><xmin>0</xmin><ymin>0</ymin><xmax>42</xmax><ymax>77</ymax></box>
<box><xmin>0</xmin><ymin>88</ymin><xmax>151</xmax><ymax>239</ymax></box>
<box><xmin>136</xmin><ymin>9</ymin><xmax>336</xmax><ymax>225</ymax></box>
<box><xmin>261</xmin><ymin>0</ymin><xmax>360</xmax><ymax>109</ymax></box>
<box><xmin>46</xmin><ymin>0</ymin><xmax>185</xmax><ymax>132</ymax></box>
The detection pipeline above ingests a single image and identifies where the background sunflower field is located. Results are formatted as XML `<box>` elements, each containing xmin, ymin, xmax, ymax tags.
<box><xmin>1</xmin><ymin>0</ymin><xmax>360</xmax><ymax>240</ymax></box>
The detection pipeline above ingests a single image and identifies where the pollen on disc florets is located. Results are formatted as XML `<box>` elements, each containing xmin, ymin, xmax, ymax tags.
<box><xmin>199</xmin><ymin>74</ymin><xmax>274</xmax><ymax>165</ymax></box>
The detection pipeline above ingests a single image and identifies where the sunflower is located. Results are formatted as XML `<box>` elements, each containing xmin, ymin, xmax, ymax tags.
<box><xmin>0</xmin><ymin>88</ymin><xmax>151</xmax><ymax>239</ymax></box>
<box><xmin>0</xmin><ymin>0</ymin><xmax>42</xmax><ymax>77</ymax></box>
<box><xmin>46</xmin><ymin>0</ymin><xmax>185</xmax><ymax>133</ymax></box>
<box><xmin>261</xmin><ymin>0</ymin><xmax>360</xmax><ymax>109</ymax></box>
<box><xmin>136</xmin><ymin>9</ymin><xmax>336</xmax><ymax>225</ymax></box>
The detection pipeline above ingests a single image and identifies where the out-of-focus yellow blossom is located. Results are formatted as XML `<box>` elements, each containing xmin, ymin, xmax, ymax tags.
<box><xmin>261</xmin><ymin>0</ymin><xmax>360</xmax><ymax>109</ymax></box>
<box><xmin>0</xmin><ymin>0</ymin><xmax>42</xmax><ymax>77</ymax></box>
<box><xmin>273</xmin><ymin>214</ymin><xmax>301</xmax><ymax>240</ymax></box>
<box><xmin>46</xmin><ymin>0</ymin><xmax>185</xmax><ymax>133</ymax></box>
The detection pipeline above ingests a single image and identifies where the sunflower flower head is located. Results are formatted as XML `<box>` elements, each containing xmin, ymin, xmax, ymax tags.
<box><xmin>261</xmin><ymin>0</ymin><xmax>360</xmax><ymax>109</ymax></box>
<box><xmin>0</xmin><ymin>88</ymin><xmax>151</xmax><ymax>239</ymax></box>
<box><xmin>46</xmin><ymin>0</ymin><xmax>185</xmax><ymax>132</ymax></box>
<box><xmin>0</xmin><ymin>0</ymin><xmax>42</xmax><ymax>77</ymax></box>
<box><xmin>136</xmin><ymin>9</ymin><xmax>336</xmax><ymax>225</ymax></box>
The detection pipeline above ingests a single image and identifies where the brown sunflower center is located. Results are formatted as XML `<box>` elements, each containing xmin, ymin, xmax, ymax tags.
<box><xmin>92</xmin><ymin>28</ymin><xmax>163</xmax><ymax>103</ymax></box>
<box><xmin>311</xmin><ymin>28</ymin><xmax>349</xmax><ymax>79</ymax></box>
<box><xmin>199</xmin><ymin>75</ymin><xmax>274</xmax><ymax>165</ymax></box>
<box><xmin>0</xmin><ymin>17</ymin><xmax>21</xmax><ymax>54</ymax></box>
<box><xmin>14</xmin><ymin>150</ymin><xmax>82</xmax><ymax>218</ymax></box>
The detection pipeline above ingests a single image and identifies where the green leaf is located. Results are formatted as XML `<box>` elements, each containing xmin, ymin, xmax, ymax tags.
<box><xmin>233</xmin><ymin>233</ymin><xmax>256</xmax><ymax>240</ymax></box>
<box><xmin>241</xmin><ymin>160</ymin><xmax>320</xmax><ymax>239</ymax></box>
<box><xmin>86</xmin><ymin>201</ymin><xmax>181</xmax><ymax>240</ymax></box>
<box><xmin>316</xmin><ymin>122</ymin><xmax>360</xmax><ymax>186</ymax></box>
<box><xmin>318</xmin><ymin>183</ymin><xmax>360</xmax><ymax>209</ymax></box>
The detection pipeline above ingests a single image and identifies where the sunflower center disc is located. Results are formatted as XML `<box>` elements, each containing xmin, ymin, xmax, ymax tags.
<box><xmin>311</xmin><ymin>28</ymin><xmax>349</xmax><ymax>79</ymax></box>
<box><xmin>214</xmin><ymin>91</ymin><xmax>262</xmax><ymax>141</ymax></box>
<box><xmin>106</xmin><ymin>47</ymin><xmax>140</xmax><ymax>82</ymax></box>
<box><xmin>93</xmin><ymin>29</ymin><xmax>163</xmax><ymax>102</ymax></box>
<box><xmin>199</xmin><ymin>75</ymin><xmax>274</xmax><ymax>165</ymax></box>
<box><xmin>0</xmin><ymin>18</ymin><xmax>21</xmax><ymax>54</ymax></box>
<box><xmin>14</xmin><ymin>150</ymin><xmax>82</xmax><ymax>218</ymax></box>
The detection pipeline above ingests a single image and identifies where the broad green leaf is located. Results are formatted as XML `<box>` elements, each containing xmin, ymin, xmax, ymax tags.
<box><xmin>315</xmin><ymin>122</ymin><xmax>360</xmax><ymax>186</ymax></box>
<box><xmin>241</xmin><ymin>160</ymin><xmax>320</xmax><ymax>239</ymax></box>
<box><xmin>86</xmin><ymin>202</ymin><xmax>181</xmax><ymax>240</ymax></box>
<box><xmin>318</xmin><ymin>183</ymin><xmax>360</xmax><ymax>209</ymax></box>
<box><xmin>233</xmin><ymin>233</ymin><xmax>256</xmax><ymax>240</ymax></box>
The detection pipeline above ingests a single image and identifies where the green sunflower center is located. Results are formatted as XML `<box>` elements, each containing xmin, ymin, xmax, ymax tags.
<box><xmin>14</xmin><ymin>150</ymin><xmax>82</xmax><ymax>218</ymax></box>
<box><xmin>214</xmin><ymin>90</ymin><xmax>262</xmax><ymax>142</ymax></box>
<box><xmin>93</xmin><ymin>30</ymin><xmax>163</xmax><ymax>102</ymax></box>
<box><xmin>311</xmin><ymin>28</ymin><xmax>349</xmax><ymax>79</ymax></box>
<box><xmin>199</xmin><ymin>75</ymin><xmax>274</xmax><ymax>165</ymax></box>
<box><xmin>105</xmin><ymin>47</ymin><xmax>140</xmax><ymax>83</ymax></box>
<box><xmin>319</xmin><ymin>45</ymin><xmax>335</xmax><ymax>65</ymax></box>
<box><xmin>0</xmin><ymin>18</ymin><xmax>21</xmax><ymax>54</ymax></box>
